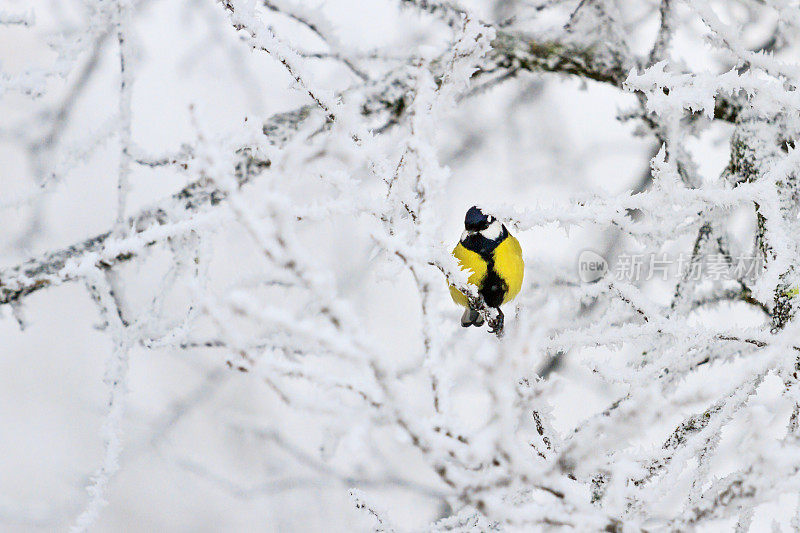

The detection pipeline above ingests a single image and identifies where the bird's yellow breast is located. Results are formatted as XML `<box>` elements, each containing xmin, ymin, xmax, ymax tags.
<box><xmin>492</xmin><ymin>235</ymin><xmax>524</xmax><ymax>304</ymax></box>
<box><xmin>449</xmin><ymin>235</ymin><xmax>524</xmax><ymax>307</ymax></box>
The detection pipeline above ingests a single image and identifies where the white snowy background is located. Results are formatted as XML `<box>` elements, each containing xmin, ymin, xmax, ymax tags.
<box><xmin>1</xmin><ymin>0</ymin><xmax>800</xmax><ymax>531</ymax></box>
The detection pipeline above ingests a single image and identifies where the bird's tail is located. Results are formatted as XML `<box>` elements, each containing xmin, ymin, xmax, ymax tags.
<box><xmin>461</xmin><ymin>308</ymin><xmax>485</xmax><ymax>327</ymax></box>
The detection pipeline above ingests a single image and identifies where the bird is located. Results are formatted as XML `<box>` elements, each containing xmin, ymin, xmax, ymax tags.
<box><xmin>449</xmin><ymin>206</ymin><xmax>524</xmax><ymax>332</ymax></box>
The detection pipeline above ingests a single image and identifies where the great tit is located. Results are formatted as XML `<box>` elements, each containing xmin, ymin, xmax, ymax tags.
<box><xmin>449</xmin><ymin>206</ymin><xmax>524</xmax><ymax>330</ymax></box>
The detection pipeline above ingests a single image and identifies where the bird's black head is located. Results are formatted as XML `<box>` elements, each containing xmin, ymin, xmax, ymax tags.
<box><xmin>464</xmin><ymin>206</ymin><xmax>490</xmax><ymax>231</ymax></box>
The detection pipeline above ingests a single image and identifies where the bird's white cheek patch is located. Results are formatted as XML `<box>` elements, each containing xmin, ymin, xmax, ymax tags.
<box><xmin>480</xmin><ymin>221</ymin><xmax>502</xmax><ymax>240</ymax></box>
<box><xmin>460</xmin><ymin>230</ymin><xmax>470</xmax><ymax>242</ymax></box>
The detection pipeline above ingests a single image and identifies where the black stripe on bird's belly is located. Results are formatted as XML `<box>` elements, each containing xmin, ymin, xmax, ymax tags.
<box><xmin>480</xmin><ymin>261</ymin><xmax>508</xmax><ymax>308</ymax></box>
